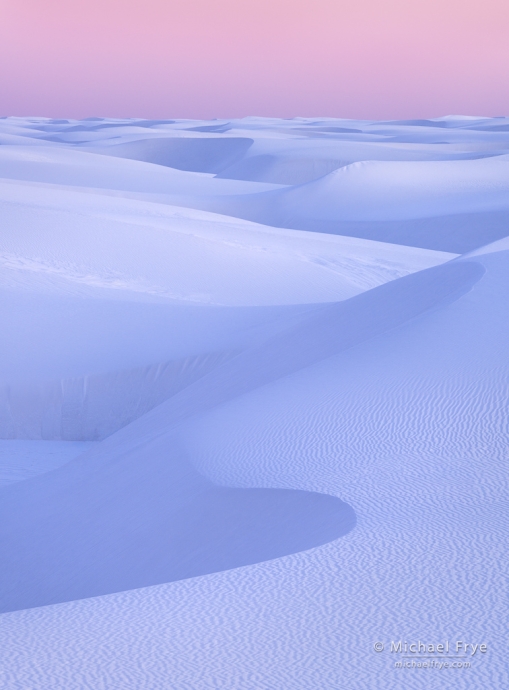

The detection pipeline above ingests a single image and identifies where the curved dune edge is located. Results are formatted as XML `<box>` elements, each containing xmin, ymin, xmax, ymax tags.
<box><xmin>0</xmin><ymin>258</ymin><xmax>482</xmax><ymax>613</ymax></box>
<box><xmin>0</xmin><ymin>440</ymin><xmax>356</xmax><ymax>613</ymax></box>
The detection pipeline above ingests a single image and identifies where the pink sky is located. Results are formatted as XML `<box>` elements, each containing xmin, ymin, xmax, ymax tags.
<box><xmin>1</xmin><ymin>0</ymin><xmax>508</xmax><ymax>119</ymax></box>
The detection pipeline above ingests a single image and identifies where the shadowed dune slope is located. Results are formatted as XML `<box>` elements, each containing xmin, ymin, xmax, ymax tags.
<box><xmin>268</xmin><ymin>210</ymin><xmax>509</xmax><ymax>254</ymax></box>
<box><xmin>129</xmin><ymin>260</ymin><xmax>483</xmax><ymax>429</ymax></box>
<box><xmin>0</xmin><ymin>258</ymin><xmax>482</xmax><ymax>612</ymax></box>
<box><xmin>96</xmin><ymin>137</ymin><xmax>254</xmax><ymax>173</ymax></box>
<box><xmin>187</xmin><ymin>157</ymin><xmax>509</xmax><ymax>252</ymax></box>
<box><xmin>0</xmin><ymin>175</ymin><xmax>454</xmax><ymax>441</ymax></box>
<box><xmin>0</xmin><ymin>438</ymin><xmax>355</xmax><ymax>612</ymax></box>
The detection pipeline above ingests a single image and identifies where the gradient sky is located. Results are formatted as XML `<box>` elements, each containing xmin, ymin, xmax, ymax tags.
<box><xmin>1</xmin><ymin>0</ymin><xmax>508</xmax><ymax>119</ymax></box>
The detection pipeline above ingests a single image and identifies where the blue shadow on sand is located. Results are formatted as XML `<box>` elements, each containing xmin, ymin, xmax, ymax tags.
<box><xmin>0</xmin><ymin>447</ymin><xmax>355</xmax><ymax>613</ymax></box>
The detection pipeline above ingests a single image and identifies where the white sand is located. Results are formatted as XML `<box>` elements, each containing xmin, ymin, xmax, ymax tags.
<box><xmin>0</xmin><ymin>115</ymin><xmax>507</xmax><ymax>690</ymax></box>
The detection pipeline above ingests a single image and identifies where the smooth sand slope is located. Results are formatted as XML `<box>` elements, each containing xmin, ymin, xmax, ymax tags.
<box><xmin>0</xmin><ymin>115</ymin><xmax>507</xmax><ymax>690</ymax></box>
<box><xmin>169</xmin><ymin>155</ymin><xmax>509</xmax><ymax>252</ymax></box>
<box><xmin>0</xmin><ymin>441</ymin><xmax>95</xmax><ymax>487</ymax></box>
<box><xmin>0</xmin><ymin>176</ymin><xmax>452</xmax><ymax>440</ymax></box>
<box><xmin>0</xmin><ymin>258</ymin><xmax>480</xmax><ymax>611</ymax></box>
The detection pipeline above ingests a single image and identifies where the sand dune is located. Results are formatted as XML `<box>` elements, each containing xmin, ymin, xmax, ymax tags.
<box><xmin>1</xmin><ymin>172</ymin><xmax>452</xmax><ymax>439</ymax></box>
<box><xmin>0</xmin><ymin>115</ymin><xmax>507</xmax><ymax>690</ymax></box>
<box><xmin>96</xmin><ymin>136</ymin><xmax>254</xmax><ymax>173</ymax></box>
<box><xmin>0</xmin><ymin>254</ymin><xmax>483</xmax><ymax>612</ymax></box>
<box><xmin>0</xmin><ymin>435</ymin><xmax>355</xmax><ymax>612</ymax></box>
<box><xmin>181</xmin><ymin>156</ymin><xmax>509</xmax><ymax>252</ymax></box>
<box><xmin>0</xmin><ymin>144</ymin><xmax>281</xmax><ymax>196</ymax></box>
<box><xmin>0</xmin><ymin>440</ymin><xmax>94</xmax><ymax>487</ymax></box>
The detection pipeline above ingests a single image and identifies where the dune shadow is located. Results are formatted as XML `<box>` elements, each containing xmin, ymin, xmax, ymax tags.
<box><xmin>0</xmin><ymin>445</ymin><xmax>355</xmax><ymax>613</ymax></box>
<box><xmin>100</xmin><ymin>136</ymin><xmax>253</xmax><ymax>173</ymax></box>
<box><xmin>124</xmin><ymin>484</ymin><xmax>356</xmax><ymax>589</ymax></box>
